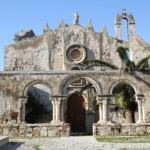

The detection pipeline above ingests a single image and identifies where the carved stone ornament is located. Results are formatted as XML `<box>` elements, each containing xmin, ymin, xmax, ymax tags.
<box><xmin>7</xmin><ymin>47</ymin><xmax>47</xmax><ymax>71</ymax></box>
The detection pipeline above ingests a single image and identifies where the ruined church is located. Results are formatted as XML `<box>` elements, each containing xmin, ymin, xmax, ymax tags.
<box><xmin>0</xmin><ymin>10</ymin><xmax>150</xmax><ymax>137</ymax></box>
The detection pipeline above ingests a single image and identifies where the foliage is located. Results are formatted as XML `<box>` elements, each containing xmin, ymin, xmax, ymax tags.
<box><xmin>25</xmin><ymin>89</ymin><xmax>49</xmax><ymax>123</ymax></box>
<box><xmin>83</xmin><ymin>59</ymin><xmax>118</xmax><ymax>70</ymax></box>
<box><xmin>82</xmin><ymin>46</ymin><xmax>150</xmax><ymax>72</ymax></box>
<box><xmin>113</xmin><ymin>83</ymin><xmax>136</xmax><ymax>111</ymax></box>
<box><xmin>79</xmin><ymin>83</ymin><xmax>98</xmax><ymax>111</ymax></box>
<box><xmin>88</xmin><ymin>92</ymin><xmax>98</xmax><ymax>111</ymax></box>
<box><xmin>96</xmin><ymin>135</ymin><xmax>150</xmax><ymax>143</ymax></box>
<box><xmin>33</xmin><ymin>144</ymin><xmax>41</xmax><ymax>150</ymax></box>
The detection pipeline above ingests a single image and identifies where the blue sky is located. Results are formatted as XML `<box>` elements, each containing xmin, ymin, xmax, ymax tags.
<box><xmin>0</xmin><ymin>0</ymin><xmax>150</xmax><ymax>71</ymax></box>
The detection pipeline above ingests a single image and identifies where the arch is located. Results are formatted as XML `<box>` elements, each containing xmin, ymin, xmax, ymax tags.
<box><xmin>121</xmin><ymin>19</ymin><xmax>128</xmax><ymax>40</ymax></box>
<box><xmin>22</xmin><ymin>80</ymin><xmax>53</xmax><ymax>96</ymax></box>
<box><xmin>120</xmin><ymin>15</ymin><xmax>135</xmax><ymax>24</ymax></box>
<box><xmin>109</xmin><ymin>79</ymin><xmax>141</xmax><ymax>95</ymax></box>
<box><xmin>65</xmin><ymin>91</ymin><xmax>88</xmax><ymax>104</ymax></box>
<box><xmin>59</xmin><ymin>74</ymin><xmax>102</xmax><ymax>95</ymax></box>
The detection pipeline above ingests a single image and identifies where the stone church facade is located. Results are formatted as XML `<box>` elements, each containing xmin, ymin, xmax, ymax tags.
<box><xmin>0</xmin><ymin>10</ymin><xmax>150</xmax><ymax>137</ymax></box>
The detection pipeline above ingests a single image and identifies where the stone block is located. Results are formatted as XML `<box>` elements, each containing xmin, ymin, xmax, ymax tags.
<box><xmin>9</xmin><ymin>128</ymin><xmax>19</xmax><ymax>137</ymax></box>
<box><xmin>40</xmin><ymin>127</ymin><xmax>48</xmax><ymax>136</ymax></box>
<box><xmin>58</xmin><ymin>127</ymin><xmax>63</xmax><ymax>130</ymax></box>
<box><xmin>27</xmin><ymin>127</ymin><xmax>32</xmax><ymax>133</ymax></box>
<box><xmin>19</xmin><ymin>128</ymin><xmax>26</xmax><ymax>135</ymax></box>
<box><xmin>33</xmin><ymin>127</ymin><xmax>40</xmax><ymax>137</ymax></box>
<box><xmin>3</xmin><ymin>128</ymin><xmax>9</xmax><ymax>136</ymax></box>
<box><xmin>48</xmin><ymin>130</ymin><xmax>58</xmax><ymax>136</ymax></box>
<box><xmin>26</xmin><ymin>133</ymin><xmax>33</xmax><ymax>137</ymax></box>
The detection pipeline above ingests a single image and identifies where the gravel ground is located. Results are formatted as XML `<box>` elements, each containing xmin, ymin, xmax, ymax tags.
<box><xmin>1</xmin><ymin>136</ymin><xmax>150</xmax><ymax>150</ymax></box>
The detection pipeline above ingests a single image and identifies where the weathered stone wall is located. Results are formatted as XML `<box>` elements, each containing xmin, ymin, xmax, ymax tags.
<box><xmin>4</xmin><ymin>13</ymin><xmax>150</xmax><ymax>72</ymax></box>
<box><xmin>93</xmin><ymin>123</ymin><xmax>150</xmax><ymax>136</ymax></box>
<box><xmin>1</xmin><ymin>11</ymin><xmax>150</xmax><ymax>136</ymax></box>
<box><xmin>0</xmin><ymin>123</ymin><xmax>70</xmax><ymax>137</ymax></box>
<box><xmin>0</xmin><ymin>71</ymin><xmax>149</xmax><ymax>124</ymax></box>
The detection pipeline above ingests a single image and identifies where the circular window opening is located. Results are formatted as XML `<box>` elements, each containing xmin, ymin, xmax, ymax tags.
<box><xmin>70</xmin><ymin>49</ymin><xmax>82</xmax><ymax>61</ymax></box>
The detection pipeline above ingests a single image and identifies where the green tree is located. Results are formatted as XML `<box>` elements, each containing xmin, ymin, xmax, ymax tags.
<box><xmin>113</xmin><ymin>83</ymin><xmax>137</xmax><ymax>123</ymax></box>
<box><xmin>80</xmin><ymin>47</ymin><xmax>150</xmax><ymax>123</ymax></box>
<box><xmin>83</xmin><ymin>47</ymin><xmax>150</xmax><ymax>72</ymax></box>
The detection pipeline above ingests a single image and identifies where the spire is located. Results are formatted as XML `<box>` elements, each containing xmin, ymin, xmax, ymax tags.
<box><xmin>101</xmin><ymin>25</ymin><xmax>108</xmax><ymax>36</ymax></box>
<box><xmin>115</xmin><ymin>13</ymin><xmax>120</xmax><ymax>23</ymax></box>
<box><xmin>86</xmin><ymin>19</ymin><xmax>94</xmax><ymax>31</ymax></box>
<box><xmin>73</xmin><ymin>12</ymin><xmax>79</xmax><ymax>25</ymax></box>
<box><xmin>129</xmin><ymin>13</ymin><xmax>135</xmax><ymax>23</ymax></box>
<box><xmin>58</xmin><ymin>20</ymin><xmax>65</xmax><ymax>28</ymax></box>
<box><xmin>43</xmin><ymin>23</ymin><xmax>51</xmax><ymax>33</ymax></box>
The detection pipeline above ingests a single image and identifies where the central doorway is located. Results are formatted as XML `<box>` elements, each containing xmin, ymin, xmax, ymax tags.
<box><xmin>67</xmin><ymin>94</ymin><xmax>85</xmax><ymax>132</ymax></box>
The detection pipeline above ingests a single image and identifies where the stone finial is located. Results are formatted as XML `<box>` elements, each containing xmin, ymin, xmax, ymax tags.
<box><xmin>86</xmin><ymin>19</ymin><xmax>94</xmax><ymax>31</ymax></box>
<box><xmin>122</xmin><ymin>8</ymin><xmax>126</xmax><ymax>15</ymax></box>
<box><xmin>43</xmin><ymin>23</ymin><xmax>51</xmax><ymax>33</ymax></box>
<box><xmin>58</xmin><ymin>20</ymin><xmax>65</xmax><ymax>28</ymax></box>
<box><xmin>130</xmin><ymin>13</ymin><xmax>135</xmax><ymax>22</ymax></box>
<box><xmin>115</xmin><ymin>13</ymin><xmax>120</xmax><ymax>23</ymax></box>
<box><xmin>101</xmin><ymin>25</ymin><xmax>108</xmax><ymax>36</ymax></box>
<box><xmin>73</xmin><ymin>12</ymin><xmax>79</xmax><ymax>25</ymax></box>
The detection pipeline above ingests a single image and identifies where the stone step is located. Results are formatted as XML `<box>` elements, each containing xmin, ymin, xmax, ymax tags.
<box><xmin>0</xmin><ymin>136</ymin><xmax>9</xmax><ymax>147</ymax></box>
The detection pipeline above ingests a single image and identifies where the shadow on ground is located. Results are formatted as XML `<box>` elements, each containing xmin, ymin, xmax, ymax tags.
<box><xmin>0</xmin><ymin>141</ymin><xmax>24</xmax><ymax>150</ymax></box>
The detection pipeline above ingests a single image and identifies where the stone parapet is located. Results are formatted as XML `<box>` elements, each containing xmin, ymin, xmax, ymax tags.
<box><xmin>0</xmin><ymin>123</ymin><xmax>70</xmax><ymax>137</ymax></box>
<box><xmin>93</xmin><ymin>123</ymin><xmax>150</xmax><ymax>136</ymax></box>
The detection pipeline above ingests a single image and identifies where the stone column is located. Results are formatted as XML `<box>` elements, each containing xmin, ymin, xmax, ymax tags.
<box><xmin>103</xmin><ymin>98</ymin><xmax>108</xmax><ymax>122</ymax></box>
<box><xmin>50</xmin><ymin>95</ymin><xmax>66</xmax><ymax>124</ymax></box>
<box><xmin>97</xmin><ymin>95</ymin><xmax>113</xmax><ymax>123</ymax></box>
<box><xmin>107</xmin><ymin>98</ymin><xmax>111</xmax><ymax>122</ymax></box>
<box><xmin>17</xmin><ymin>99</ymin><xmax>22</xmax><ymax>123</ymax></box>
<box><xmin>56</xmin><ymin>99</ymin><xmax>61</xmax><ymax>122</ymax></box>
<box><xmin>17</xmin><ymin>97</ymin><xmax>27</xmax><ymax>124</ymax></box>
<box><xmin>61</xmin><ymin>98</ymin><xmax>66</xmax><ymax>123</ymax></box>
<box><xmin>97</xmin><ymin>97</ymin><xmax>103</xmax><ymax>123</ymax></box>
<box><xmin>51</xmin><ymin>99</ymin><xmax>56</xmax><ymax>123</ymax></box>
<box><xmin>136</xmin><ymin>95</ymin><xmax>144</xmax><ymax>123</ymax></box>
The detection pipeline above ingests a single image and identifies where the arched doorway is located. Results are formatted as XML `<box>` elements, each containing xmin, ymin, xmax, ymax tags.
<box><xmin>67</xmin><ymin>94</ymin><xmax>85</xmax><ymax>132</ymax></box>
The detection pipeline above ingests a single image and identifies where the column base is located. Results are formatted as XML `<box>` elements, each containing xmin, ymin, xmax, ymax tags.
<box><xmin>50</xmin><ymin>121</ymin><xmax>65</xmax><ymax>125</ymax></box>
<box><xmin>97</xmin><ymin>121</ymin><xmax>108</xmax><ymax>124</ymax></box>
<box><xmin>137</xmin><ymin>120</ymin><xmax>144</xmax><ymax>124</ymax></box>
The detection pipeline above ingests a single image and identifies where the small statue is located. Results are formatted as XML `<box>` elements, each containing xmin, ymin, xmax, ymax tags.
<box><xmin>74</xmin><ymin>12</ymin><xmax>79</xmax><ymax>25</ymax></box>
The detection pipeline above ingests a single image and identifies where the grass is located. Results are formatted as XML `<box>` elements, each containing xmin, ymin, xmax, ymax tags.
<box><xmin>33</xmin><ymin>144</ymin><xmax>41</xmax><ymax>150</ymax></box>
<box><xmin>96</xmin><ymin>135</ymin><xmax>150</xmax><ymax>143</ymax></box>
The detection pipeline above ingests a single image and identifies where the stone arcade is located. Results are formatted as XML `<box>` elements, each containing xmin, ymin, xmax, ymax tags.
<box><xmin>0</xmin><ymin>10</ymin><xmax>150</xmax><ymax>137</ymax></box>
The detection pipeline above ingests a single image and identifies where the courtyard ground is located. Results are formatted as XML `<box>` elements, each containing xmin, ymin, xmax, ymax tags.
<box><xmin>1</xmin><ymin>136</ymin><xmax>150</xmax><ymax>150</ymax></box>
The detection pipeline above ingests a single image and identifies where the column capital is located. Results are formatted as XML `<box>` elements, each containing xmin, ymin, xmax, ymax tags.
<box><xmin>97</xmin><ymin>94</ymin><xmax>113</xmax><ymax>101</ymax></box>
<box><xmin>19</xmin><ymin>96</ymin><xmax>28</xmax><ymax>103</ymax></box>
<box><xmin>136</xmin><ymin>94</ymin><xmax>145</xmax><ymax>102</ymax></box>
